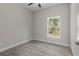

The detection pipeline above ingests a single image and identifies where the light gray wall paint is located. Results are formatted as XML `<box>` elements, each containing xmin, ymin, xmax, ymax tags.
<box><xmin>33</xmin><ymin>4</ymin><xmax>70</xmax><ymax>47</ymax></box>
<box><xmin>0</xmin><ymin>4</ymin><xmax>32</xmax><ymax>50</ymax></box>
<box><xmin>70</xmin><ymin>3</ymin><xmax>79</xmax><ymax>56</ymax></box>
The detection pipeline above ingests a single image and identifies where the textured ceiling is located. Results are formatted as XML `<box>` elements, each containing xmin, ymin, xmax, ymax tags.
<box><xmin>24</xmin><ymin>3</ymin><xmax>63</xmax><ymax>11</ymax></box>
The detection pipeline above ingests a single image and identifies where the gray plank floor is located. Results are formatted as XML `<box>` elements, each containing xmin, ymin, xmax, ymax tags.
<box><xmin>0</xmin><ymin>40</ymin><xmax>72</xmax><ymax>56</ymax></box>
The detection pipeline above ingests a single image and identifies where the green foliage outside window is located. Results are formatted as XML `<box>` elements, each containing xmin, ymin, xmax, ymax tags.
<box><xmin>48</xmin><ymin>16</ymin><xmax>60</xmax><ymax>38</ymax></box>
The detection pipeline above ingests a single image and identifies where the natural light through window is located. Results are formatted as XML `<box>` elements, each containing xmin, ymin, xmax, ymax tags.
<box><xmin>47</xmin><ymin>16</ymin><xmax>60</xmax><ymax>39</ymax></box>
<box><xmin>77</xmin><ymin>15</ymin><xmax>79</xmax><ymax>41</ymax></box>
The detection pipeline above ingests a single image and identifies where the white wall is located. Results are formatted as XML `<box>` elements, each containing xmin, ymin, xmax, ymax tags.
<box><xmin>70</xmin><ymin>3</ymin><xmax>79</xmax><ymax>56</ymax></box>
<box><xmin>33</xmin><ymin>4</ymin><xmax>70</xmax><ymax>47</ymax></box>
<box><xmin>0</xmin><ymin>4</ymin><xmax>32</xmax><ymax>51</ymax></box>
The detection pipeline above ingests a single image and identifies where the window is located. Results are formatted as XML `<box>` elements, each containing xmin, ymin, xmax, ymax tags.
<box><xmin>75</xmin><ymin>14</ymin><xmax>79</xmax><ymax>45</ymax></box>
<box><xmin>47</xmin><ymin>16</ymin><xmax>60</xmax><ymax>39</ymax></box>
<box><xmin>77</xmin><ymin>15</ymin><xmax>79</xmax><ymax>41</ymax></box>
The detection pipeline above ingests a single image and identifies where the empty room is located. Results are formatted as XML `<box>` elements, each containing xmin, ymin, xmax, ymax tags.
<box><xmin>0</xmin><ymin>3</ymin><xmax>79</xmax><ymax>56</ymax></box>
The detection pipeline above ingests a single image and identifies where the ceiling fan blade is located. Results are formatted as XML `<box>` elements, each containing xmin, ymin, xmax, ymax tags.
<box><xmin>28</xmin><ymin>3</ymin><xmax>33</xmax><ymax>6</ymax></box>
<box><xmin>38</xmin><ymin>3</ymin><xmax>41</xmax><ymax>8</ymax></box>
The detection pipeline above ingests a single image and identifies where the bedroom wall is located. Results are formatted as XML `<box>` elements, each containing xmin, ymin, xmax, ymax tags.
<box><xmin>33</xmin><ymin>4</ymin><xmax>70</xmax><ymax>47</ymax></box>
<box><xmin>0</xmin><ymin>4</ymin><xmax>32</xmax><ymax>51</ymax></box>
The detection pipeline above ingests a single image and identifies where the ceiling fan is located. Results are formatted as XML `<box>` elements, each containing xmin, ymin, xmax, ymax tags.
<box><xmin>27</xmin><ymin>3</ymin><xmax>42</xmax><ymax>8</ymax></box>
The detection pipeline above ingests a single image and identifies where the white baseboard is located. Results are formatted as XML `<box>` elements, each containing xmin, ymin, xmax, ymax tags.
<box><xmin>0</xmin><ymin>38</ymin><xmax>70</xmax><ymax>52</ymax></box>
<box><xmin>0</xmin><ymin>39</ymin><xmax>32</xmax><ymax>52</ymax></box>
<box><xmin>33</xmin><ymin>38</ymin><xmax>70</xmax><ymax>48</ymax></box>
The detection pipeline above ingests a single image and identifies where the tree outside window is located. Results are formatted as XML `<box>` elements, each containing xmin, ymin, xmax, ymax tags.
<box><xmin>47</xmin><ymin>16</ymin><xmax>60</xmax><ymax>39</ymax></box>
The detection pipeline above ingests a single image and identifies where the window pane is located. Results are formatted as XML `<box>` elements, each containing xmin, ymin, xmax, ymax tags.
<box><xmin>47</xmin><ymin>16</ymin><xmax>60</xmax><ymax>39</ymax></box>
<box><xmin>77</xmin><ymin>15</ymin><xmax>79</xmax><ymax>41</ymax></box>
